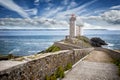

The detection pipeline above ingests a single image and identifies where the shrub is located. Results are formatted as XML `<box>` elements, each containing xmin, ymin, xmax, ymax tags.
<box><xmin>113</xmin><ymin>59</ymin><xmax>120</xmax><ymax>76</ymax></box>
<box><xmin>45</xmin><ymin>66</ymin><xmax>65</xmax><ymax>80</ymax></box>
<box><xmin>8</xmin><ymin>54</ymin><xmax>14</xmax><ymax>59</ymax></box>
<box><xmin>55</xmin><ymin>66</ymin><xmax>65</xmax><ymax>78</ymax></box>
<box><xmin>65</xmin><ymin>63</ymin><xmax>72</xmax><ymax>71</ymax></box>
<box><xmin>50</xmin><ymin>74</ymin><xmax>57</xmax><ymax>80</ymax></box>
<box><xmin>45</xmin><ymin>74</ymin><xmax>56</xmax><ymax>80</ymax></box>
<box><xmin>45</xmin><ymin>45</ymin><xmax>61</xmax><ymax>52</ymax></box>
<box><xmin>45</xmin><ymin>75</ymin><xmax>50</xmax><ymax>80</ymax></box>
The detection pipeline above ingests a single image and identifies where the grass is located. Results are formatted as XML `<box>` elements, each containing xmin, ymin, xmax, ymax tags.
<box><xmin>64</xmin><ymin>36</ymin><xmax>92</xmax><ymax>48</ymax></box>
<box><xmin>45</xmin><ymin>45</ymin><xmax>61</xmax><ymax>53</ymax></box>
<box><xmin>76</xmin><ymin>36</ymin><xmax>90</xmax><ymax>43</ymax></box>
<box><xmin>37</xmin><ymin>45</ymin><xmax>61</xmax><ymax>54</ymax></box>
<box><xmin>113</xmin><ymin>59</ymin><xmax>120</xmax><ymax>76</ymax></box>
<box><xmin>65</xmin><ymin>63</ymin><xmax>72</xmax><ymax>71</ymax></box>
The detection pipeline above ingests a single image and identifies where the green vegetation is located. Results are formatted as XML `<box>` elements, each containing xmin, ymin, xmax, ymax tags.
<box><xmin>45</xmin><ymin>75</ymin><xmax>50</xmax><ymax>80</ymax></box>
<box><xmin>64</xmin><ymin>36</ymin><xmax>92</xmax><ymax>47</ymax></box>
<box><xmin>8</xmin><ymin>54</ymin><xmax>14</xmax><ymax>59</ymax></box>
<box><xmin>45</xmin><ymin>45</ymin><xmax>61</xmax><ymax>53</ymax></box>
<box><xmin>50</xmin><ymin>74</ymin><xmax>57</xmax><ymax>80</ymax></box>
<box><xmin>38</xmin><ymin>45</ymin><xmax>61</xmax><ymax>54</ymax></box>
<box><xmin>55</xmin><ymin>66</ymin><xmax>65</xmax><ymax>78</ymax></box>
<box><xmin>45</xmin><ymin>66</ymin><xmax>64</xmax><ymax>80</ymax></box>
<box><xmin>65</xmin><ymin>63</ymin><xmax>72</xmax><ymax>71</ymax></box>
<box><xmin>76</xmin><ymin>36</ymin><xmax>90</xmax><ymax>43</ymax></box>
<box><xmin>45</xmin><ymin>74</ymin><xmax>57</xmax><ymax>80</ymax></box>
<box><xmin>76</xmin><ymin>36</ymin><xmax>92</xmax><ymax>47</ymax></box>
<box><xmin>0</xmin><ymin>54</ymin><xmax>20</xmax><ymax>60</ymax></box>
<box><xmin>113</xmin><ymin>59</ymin><xmax>120</xmax><ymax>76</ymax></box>
<box><xmin>45</xmin><ymin>63</ymin><xmax>73</xmax><ymax>80</ymax></box>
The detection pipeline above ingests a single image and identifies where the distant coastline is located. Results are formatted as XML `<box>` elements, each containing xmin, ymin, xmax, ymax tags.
<box><xmin>0</xmin><ymin>29</ymin><xmax>68</xmax><ymax>31</ymax></box>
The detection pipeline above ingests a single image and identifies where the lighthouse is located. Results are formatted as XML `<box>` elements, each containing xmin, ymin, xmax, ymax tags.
<box><xmin>69</xmin><ymin>14</ymin><xmax>83</xmax><ymax>38</ymax></box>
<box><xmin>69</xmin><ymin>14</ymin><xmax>76</xmax><ymax>38</ymax></box>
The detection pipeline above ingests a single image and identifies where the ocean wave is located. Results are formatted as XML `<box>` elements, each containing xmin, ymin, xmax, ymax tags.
<box><xmin>107</xmin><ymin>43</ymin><xmax>114</xmax><ymax>46</ymax></box>
<box><xmin>28</xmin><ymin>51</ymin><xmax>40</xmax><ymax>53</ymax></box>
<box><xmin>9</xmin><ymin>48</ymin><xmax>20</xmax><ymax>54</ymax></box>
<box><xmin>24</xmin><ymin>42</ymin><xmax>53</xmax><ymax>45</ymax></box>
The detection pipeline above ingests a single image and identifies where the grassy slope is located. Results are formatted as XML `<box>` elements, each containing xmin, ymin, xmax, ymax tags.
<box><xmin>64</xmin><ymin>36</ymin><xmax>92</xmax><ymax>48</ymax></box>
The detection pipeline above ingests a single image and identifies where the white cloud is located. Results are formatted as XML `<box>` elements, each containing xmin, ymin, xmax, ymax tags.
<box><xmin>83</xmin><ymin>22</ymin><xmax>120</xmax><ymax>30</ymax></box>
<box><xmin>80</xmin><ymin>10</ymin><xmax>120</xmax><ymax>30</ymax></box>
<box><xmin>59</xmin><ymin>0</ymin><xmax>97</xmax><ymax>15</ymax></box>
<box><xmin>0</xmin><ymin>17</ymin><xmax>69</xmax><ymax>29</ymax></box>
<box><xmin>25</xmin><ymin>8</ymin><xmax>38</xmax><ymax>15</ymax></box>
<box><xmin>83</xmin><ymin>23</ymin><xmax>103</xmax><ymax>29</ymax></box>
<box><xmin>82</xmin><ymin>10</ymin><xmax>120</xmax><ymax>25</ymax></box>
<box><xmin>62</xmin><ymin>0</ymin><xmax>69</xmax><ymax>5</ymax></box>
<box><xmin>0</xmin><ymin>0</ymin><xmax>29</xmax><ymax>18</ymax></box>
<box><xmin>34</xmin><ymin>0</ymin><xmax>39</xmax><ymax>3</ymax></box>
<box><xmin>34</xmin><ymin>0</ymin><xmax>40</xmax><ymax>5</ymax></box>
<box><xmin>44</xmin><ymin>7</ymin><xmax>51</xmax><ymax>10</ymax></box>
<box><xmin>101</xmin><ymin>10</ymin><xmax>120</xmax><ymax>24</ymax></box>
<box><xmin>110</xmin><ymin>5</ymin><xmax>120</xmax><ymax>10</ymax></box>
<box><xmin>53</xmin><ymin>0</ymin><xmax>97</xmax><ymax>20</ymax></box>
<box><xmin>42</xmin><ymin>7</ymin><xmax>64</xmax><ymax>18</ymax></box>
<box><xmin>67</xmin><ymin>1</ymin><xmax>78</xmax><ymax>9</ymax></box>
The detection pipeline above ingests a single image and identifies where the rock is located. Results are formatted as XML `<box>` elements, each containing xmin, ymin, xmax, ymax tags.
<box><xmin>90</xmin><ymin>37</ymin><xmax>107</xmax><ymax>47</ymax></box>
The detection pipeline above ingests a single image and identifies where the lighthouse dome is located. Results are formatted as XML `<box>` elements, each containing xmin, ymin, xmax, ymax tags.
<box><xmin>70</xmin><ymin>14</ymin><xmax>76</xmax><ymax>21</ymax></box>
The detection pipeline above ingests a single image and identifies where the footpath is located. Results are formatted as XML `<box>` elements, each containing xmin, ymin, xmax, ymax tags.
<box><xmin>63</xmin><ymin>48</ymin><xmax>120</xmax><ymax>80</ymax></box>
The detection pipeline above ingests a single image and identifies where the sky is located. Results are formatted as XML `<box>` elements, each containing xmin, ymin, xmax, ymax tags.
<box><xmin>0</xmin><ymin>0</ymin><xmax>120</xmax><ymax>30</ymax></box>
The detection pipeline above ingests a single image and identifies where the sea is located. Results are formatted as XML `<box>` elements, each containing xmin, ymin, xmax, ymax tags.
<box><xmin>0</xmin><ymin>29</ymin><xmax>120</xmax><ymax>56</ymax></box>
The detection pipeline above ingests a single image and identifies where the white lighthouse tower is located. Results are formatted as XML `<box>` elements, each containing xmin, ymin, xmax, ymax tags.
<box><xmin>76</xmin><ymin>23</ymin><xmax>84</xmax><ymax>36</ymax></box>
<box><xmin>69</xmin><ymin>14</ymin><xmax>76</xmax><ymax>38</ymax></box>
<box><xmin>69</xmin><ymin>14</ymin><xmax>83</xmax><ymax>38</ymax></box>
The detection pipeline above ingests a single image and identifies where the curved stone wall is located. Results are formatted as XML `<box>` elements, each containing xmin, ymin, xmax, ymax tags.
<box><xmin>0</xmin><ymin>48</ymin><xmax>94</xmax><ymax>80</ymax></box>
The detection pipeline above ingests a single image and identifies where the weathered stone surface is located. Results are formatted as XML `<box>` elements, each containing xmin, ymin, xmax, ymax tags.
<box><xmin>0</xmin><ymin>48</ymin><xmax>94</xmax><ymax>80</ymax></box>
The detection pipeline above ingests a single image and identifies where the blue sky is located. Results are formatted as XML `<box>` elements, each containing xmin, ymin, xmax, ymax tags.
<box><xmin>0</xmin><ymin>0</ymin><xmax>120</xmax><ymax>29</ymax></box>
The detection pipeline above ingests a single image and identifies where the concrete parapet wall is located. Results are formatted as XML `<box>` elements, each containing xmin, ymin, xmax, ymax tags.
<box><xmin>0</xmin><ymin>48</ymin><xmax>94</xmax><ymax>80</ymax></box>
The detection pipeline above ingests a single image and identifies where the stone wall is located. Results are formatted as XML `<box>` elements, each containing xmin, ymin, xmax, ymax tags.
<box><xmin>54</xmin><ymin>42</ymin><xmax>81</xmax><ymax>50</ymax></box>
<box><xmin>54</xmin><ymin>40</ymin><xmax>91</xmax><ymax>50</ymax></box>
<box><xmin>105</xmin><ymin>49</ymin><xmax>120</xmax><ymax>61</ymax></box>
<box><xmin>0</xmin><ymin>48</ymin><xmax>94</xmax><ymax>80</ymax></box>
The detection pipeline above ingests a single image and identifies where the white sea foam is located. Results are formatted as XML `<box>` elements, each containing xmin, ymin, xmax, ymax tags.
<box><xmin>28</xmin><ymin>51</ymin><xmax>39</xmax><ymax>53</ymax></box>
<box><xmin>102</xmin><ymin>43</ymin><xmax>114</xmax><ymax>49</ymax></box>
<box><xmin>9</xmin><ymin>48</ymin><xmax>20</xmax><ymax>54</ymax></box>
<box><xmin>24</xmin><ymin>43</ymin><xmax>39</xmax><ymax>45</ymax></box>
<box><xmin>24</xmin><ymin>42</ymin><xmax>53</xmax><ymax>45</ymax></box>
<box><xmin>107</xmin><ymin>43</ymin><xmax>114</xmax><ymax>46</ymax></box>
